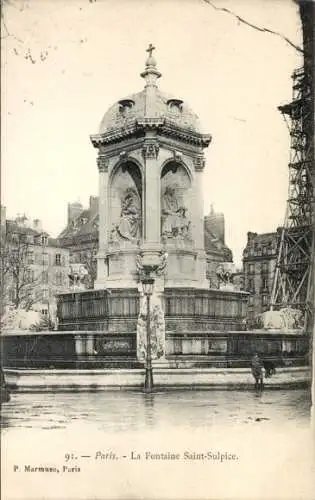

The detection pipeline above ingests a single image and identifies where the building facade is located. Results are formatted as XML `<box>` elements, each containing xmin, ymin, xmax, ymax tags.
<box><xmin>57</xmin><ymin>196</ymin><xmax>99</xmax><ymax>288</ymax></box>
<box><xmin>242</xmin><ymin>230</ymin><xmax>280</xmax><ymax>320</ymax></box>
<box><xmin>1</xmin><ymin>211</ymin><xmax>70</xmax><ymax>316</ymax></box>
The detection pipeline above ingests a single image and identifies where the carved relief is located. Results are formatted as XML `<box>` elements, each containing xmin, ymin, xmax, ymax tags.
<box><xmin>137</xmin><ymin>293</ymin><xmax>165</xmax><ymax>361</ymax></box>
<box><xmin>142</xmin><ymin>140</ymin><xmax>159</xmax><ymax>159</ymax></box>
<box><xmin>173</xmin><ymin>150</ymin><xmax>182</xmax><ymax>162</ymax></box>
<box><xmin>110</xmin><ymin>187</ymin><xmax>141</xmax><ymax>243</ymax></box>
<box><xmin>97</xmin><ymin>156</ymin><xmax>109</xmax><ymax>172</ymax></box>
<box><xmin>161</xmin><ymin>186</ymin><xmax>191</xmax><ymax>241</ymax></box>
<box><xmin>193</xmin><ymin>156</ymin><xmax>205</xmax><ymax>171</ymax></box>
<box><xmin>135</xmin><ymin>251</ymin><xmax>168</xmax><ymax>281</ymax></box>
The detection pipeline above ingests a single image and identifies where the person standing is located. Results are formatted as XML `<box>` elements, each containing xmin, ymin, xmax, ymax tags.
<box><xmin>251</xmin><ymin>353</ymin><xmax>264</xmax><ymax>390</ymax></box>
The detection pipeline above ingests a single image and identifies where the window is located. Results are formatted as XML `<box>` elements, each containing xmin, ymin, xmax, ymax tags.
<box><xmin>248</xmin><ymin>264</ymin><xmax>255</xmax><ymax>274</ymax></box>
<box><xmin>26</xmin><ymin>269</ymin><xmax>35</xmax><ymax>282</ymax></box>
<box><xmin>248</xmin><ymin>279</ymin><xmax>254</xmax><ymax>293</ymax></box>
<box><xmin>262</xmin><ymin>295</ymin><xmax>269</xmax><ymax>306</ymax></box>
<box><xmin>41</xmin><ymin>235</ymin><xmax>48</xmax><ymax>245</ymax></box>
<box><xmin>42</xmin><ymin>252</ymin><xmax>49</xmax><ymax>265</ymax></box>
<box><xmin>55</xmin><ymin>253</ymin><xmax>61</xmax><ymax>266</ymax></box>
<box><xmin>27</xmin><ymin>251</ymin><xmax>34</xmax><ymax>264</ymax></box>
<box><xmin>42</xmin><ymin>270</ymin><xmax>48</xmax><ymax>284</ymax></box>
<box><xmin>261</xmin><ymin>277</ymin><xmax>268</xmax><ymax>290</ymax></box>
<box><xmin>41</xmin><ymin>308</ymin><xmax>48</xmax><ymax>316</ymax></box>
<box><xmin>167</xmin><ymin>99</ymin><xmax>183</xmax><ymax>114</ymax></box>
<box><xmin>248</xmin><ymin>296</ymin><xmax>254</xmax><ymax>305</ymax></box>
<box><xmin>42</xmin><ymin>289</ymin><xmax>48</xmax><ymax>300</ymax></box>
<box><xmin>261</xmin><ymin>262</ymin><xmax>269</xmax><ymax>274</ymax></box>
<box><xmin>118</xmin><ymin>98</ymin><xmax>135</xmax><ymax>115</ymax></box>
<box><xmin>55</xmin><ymin>271</ymin><xmax>63</xmax><ymax>286</ymax></box>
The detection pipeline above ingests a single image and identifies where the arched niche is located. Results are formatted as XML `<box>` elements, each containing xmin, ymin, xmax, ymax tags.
<box><xmin>109</xmin><ymin>160</ymin><xmax>143</xmax><ymax>243</ymax></box>
<box><xmin>160</xmin><ymin>160</ymin><xmax>192</xmax><ymax>241</ymax></box>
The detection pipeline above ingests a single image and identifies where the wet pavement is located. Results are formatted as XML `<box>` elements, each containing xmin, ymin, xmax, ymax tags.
<box><xmin>1</xmin><ymin>388</ymin><xmax>311</xmax><ymax>432</ymax></box>
<box><xmin>1</xmin><ymin>389</ymin><xmax>314</xmax><ymax>500</ymax></box>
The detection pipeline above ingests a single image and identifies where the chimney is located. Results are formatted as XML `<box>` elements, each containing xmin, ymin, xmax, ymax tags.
<box><xmin>89</xmin><ymin>196</ymin><xmax>99</xmax><ymax>212</ymax></box>
<box><xmin>204</xmin><ymin>207</ymin><xmax>225</xmax><ymax>243</ymax></box>
<box><xmin>15</xmin><ymin>214</ymin><xmax>28</xmax><ymax>227</ymax></box>
<box><xmin>67</xmin><ymin>201</ymin><xmax>83</xmax><ymax>225</ymax></box>
<box><xmin>247</xmin><ymin>231</ymin><xmax>257</xmax><ymax>243</ymax></box>
<box><xmin>33</xmin><ymin>219</ymin><xmax>43</xmax><ymax>232</ymax></box>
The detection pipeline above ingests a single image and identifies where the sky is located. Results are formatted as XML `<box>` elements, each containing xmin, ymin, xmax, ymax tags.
<box><xmin>1</xmin><ymin>0</ymin><xmax>302</xmax><ymax>265</ymax></box>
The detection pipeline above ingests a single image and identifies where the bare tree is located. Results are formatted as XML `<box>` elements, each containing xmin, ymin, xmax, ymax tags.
<box><xmin>0</xmin><ymin>230</ymin><xmax>41</xmax><ymax>311</ymax></box>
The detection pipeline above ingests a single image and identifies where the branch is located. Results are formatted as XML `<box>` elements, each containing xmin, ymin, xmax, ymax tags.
<box><xmin>203</xmin><ymin>0</ymin><xmax>304</xmax><ymax>54</ymax></box>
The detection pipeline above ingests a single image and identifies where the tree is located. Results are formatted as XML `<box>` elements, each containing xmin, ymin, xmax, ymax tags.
<box><xmin>0</xmin><ymin>228</ymin><xmax>41</xmax><ymax>312</ymax></box>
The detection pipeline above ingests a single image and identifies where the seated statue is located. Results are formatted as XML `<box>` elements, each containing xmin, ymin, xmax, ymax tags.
<box><xmin>114</xmin><ymin>187</ymin><xmax>141</xmax><ymax>242</ymax></box>
<box><xmin>161</xmin><ymin>186</ymin><xmax>190</xmax><ymax>239</ymax></box>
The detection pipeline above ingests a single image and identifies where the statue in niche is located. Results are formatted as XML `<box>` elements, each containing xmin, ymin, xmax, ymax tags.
<box><xmin>111</xmin><ymin>187</ymin><xmax>141</xmax><ymax>243</ymax></box>
<box><xmin>161</xmin><ymin>186</ymin><xmax>191</xmax><ymax>239</ymax></box>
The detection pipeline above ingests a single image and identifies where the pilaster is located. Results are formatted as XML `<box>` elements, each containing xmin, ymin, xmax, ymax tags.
<box><xmin>193</xmin><ymin>157</ymin><xmax>206</xmax><ymax>251</ymax></box>
<box><xmin>143</xmin><ymin>135</ymin><xmax>161</xmax><ymax>247</ymax></box>
<box><xmin>96</xmin><ymin>155</ymin><xmax>109</xmax><ymax>287</ymax></box>
<box><xmin>193</xmin><ymin>156</ymin><xmax>209</xmax><ymax>288</ymax></box>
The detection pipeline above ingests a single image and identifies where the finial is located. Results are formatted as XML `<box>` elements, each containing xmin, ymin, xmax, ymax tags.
<box><xmin>141</xmin><ymin>43</ymin><xmax>161</xmax><ymax>87</ymax></box>
<box><xmin>145</xmin><ymin>43</ymin><xmax>157</xmax><ymax>67</ymax></box>
<box><xmin>146</xmin><ymin>43</ymin><xmax>155</xmax><ymax>58</ymax></box>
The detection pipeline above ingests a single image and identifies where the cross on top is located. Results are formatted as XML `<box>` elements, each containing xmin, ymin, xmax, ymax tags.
<box><xmin>146</xmin><ymin>43</ymin><xmax>155</xmax><ymax>58</ymax></box>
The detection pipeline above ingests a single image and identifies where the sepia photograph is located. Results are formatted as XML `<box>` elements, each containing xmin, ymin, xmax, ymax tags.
<box><xmin>1</xmin><ymin>0</ymin><xmax>314</xmax><ymax>499</ymax></box>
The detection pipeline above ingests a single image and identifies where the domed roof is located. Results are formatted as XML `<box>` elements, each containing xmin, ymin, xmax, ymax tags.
<box><xmin>97</xmin><ymin>45</ymin><xmax>203</xmax><ymax>135</ymax></box>
<box><xmin>98</xmin><ymin>88</ymin><xmax>202</xmax><ymax>134</ymax></box>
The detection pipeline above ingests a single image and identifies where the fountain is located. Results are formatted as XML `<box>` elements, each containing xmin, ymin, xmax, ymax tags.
<box><xmin>1</xmin><ymin>48</ymin><xmax>309</xmax><ymax>389</ymax></box>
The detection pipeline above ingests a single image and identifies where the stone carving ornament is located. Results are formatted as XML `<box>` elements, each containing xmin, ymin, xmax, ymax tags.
<box><xmin>137</xmin><ymin>293</ymin><xmax>165</xmax><ymax>361</ymax></box>
<box><xmin>161</xmin><ymin>186</ymin><xmax>191</xmax><ymax>240</ymax></box>
<box><xmin>142</xmin><ymin>141</ymin><xmax>159</xmax><ymax>159</ymax></box>
<box><xmin>135</xmin><ymin>250</ymin><xmax>168</xmax><ymax>281</ymax></box>
<box><xmin>110</xmin><ymin>187</ymin><xmax>141</xmax><ymax>243</ymax></box>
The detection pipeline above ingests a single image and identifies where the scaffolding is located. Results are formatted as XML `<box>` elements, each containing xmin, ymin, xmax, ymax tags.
<box><xmin>270</xmin><ymin>66</ymin><xmax>314</xmax><ymax>331</ymax></box>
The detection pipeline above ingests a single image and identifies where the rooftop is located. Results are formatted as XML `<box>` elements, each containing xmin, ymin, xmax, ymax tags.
<box><xmin>92</xmin><ymin>46</ymin><xmax>210</xmax><ymax>145</ymax></box>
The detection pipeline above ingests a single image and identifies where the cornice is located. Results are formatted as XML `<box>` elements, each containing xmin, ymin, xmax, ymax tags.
<box><xmin>98</xmin><ymin>137</ymin><xmax>145</xmax><ymax>157</ymax></box>
<box><xmin>158</xmin><ymin>137</ymin><xmax>203</xmax><ymax>157</ymax></box>
<box><xmin>90</xmin><ymin>117</ymin><xmax>212</xmax><ymax>149</ymax></box>
<box><xmin>161</xmin><ymin>120</ymin><xmax>211</xmax><ymax>148</ymax></box>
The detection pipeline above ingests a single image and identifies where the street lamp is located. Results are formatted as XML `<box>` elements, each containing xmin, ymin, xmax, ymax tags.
<box><xmin>142</xmin><ymin>276</ymin><xmax>155</xmax><ymax>392</ymax></box>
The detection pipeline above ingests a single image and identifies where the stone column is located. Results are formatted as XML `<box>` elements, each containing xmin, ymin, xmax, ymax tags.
<box><xmin>95</xmin><ymin>155</ymin><xmax>109</xmax><ymax>287</ymax></box>
<box><xmin>142</xmin><ymin>136</ymin><xmax>161</xmax><ymax>248</ymax></box>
